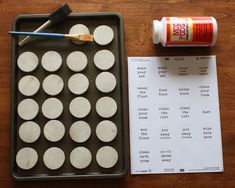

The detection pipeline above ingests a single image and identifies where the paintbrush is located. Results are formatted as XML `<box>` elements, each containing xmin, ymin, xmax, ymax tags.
<box><xmin>18</xmin><ymin>4</ymin><xmax>72</xmax><ymax>46</ymax></box>
<box><xmin>9</xmin><ymin>31</ymin><xmax>93</xmax><ymax>43</ymax></box>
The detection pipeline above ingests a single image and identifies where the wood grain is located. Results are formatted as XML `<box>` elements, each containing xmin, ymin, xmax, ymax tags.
<box><xmin>1</xmin><ymin>0</ymin><xmax>235</xmax><ymax>187</ymax></box>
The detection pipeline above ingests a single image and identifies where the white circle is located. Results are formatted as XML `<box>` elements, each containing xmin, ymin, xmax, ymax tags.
<box><xmin>19</xmin><ymin>121</ymin><xmax>41</xmax><ymax>143</ymax></box>
<box><xmin>18</xmin><ymin>99</ymin><xmax>39</xmax><ymax>120</ymax></box>
<box><xmin>69</xmin><ymin>97</ymin><xmax>91</xmax><ymax>118</ymax></box>
<box><xmin>16</xmin><ymin>147</ymin><xmax>38</xmax><ymax>170</ymax></box>
<box><xmin>96</xmin><ymin>146</ymin><xmax>118</xmax><ymax>168</ymax></box>
<box><xmin>43</xmin><ymin>74</ymin><xmax>64</xmax><ymax>96</ymax></box>
<box><xmin>96</xmin><ymin>120</ymin><xmax>117</xmax><ymax>142</ymax></box>
<box><xmin>70</xmin><ymin>147</ymin><xmax>92</xmax><ymax>169</ymax></box>
<box><xmin>94</xmin><ymin>50</ymin><xmax>115</xmax><ymax>70</ymax></box>
<box><xmin>44</xmin><ymin>120</ymin><xmax>65</xmax><ymax>142</ymax></box>
<box><xmin>42</xmin><ymin>98</ymin><xmax>63</xmax><ymax>119</ymax></box>
<box><xmin>69</xmin><ymin>24</ymin><xmax>90</xmax><ymax>45</ymax></box>
<box><xmin>93</xmin><ymin>25</ymin><xmax>114</xmax><ymax>45</ymax></box>
<box><xmin>17</xmin><ymin>52</ymin><xmax>39</xmax><ymax>72</ymax></box>
<box><xmin>68</xmin><ymin>74</ymin><xmax>89</xmax><ymax>95</ymax></box>
<box><xmin>69</xmin><ymin>121</ymin><xmax>91</xmax><ymax>143</ymax></box>
<box><xmin>43</xmin><ymin>147</ymin><xmax>65</xmax><ymax>170</ymax></box>
<box><xmin>41</xmin><ymin>51</ymin><xmax>62</xmax><ymax>72</ymax></box>
<box><xmin>95</xmin><ymin>72</ymin><xmax>116</xmax><ymax>93</ymax></box>
<box><xmin>66</xmin><ymin>51</ymin><xmax>88</xmax><ymax>72</ymax></box>
<box><xmin>18</xmin><ymin>75</ymin><xmax>40</xmax><ymax>96</ymax></box>
<box><xmin>96</xmin><ymin>97</ymin><xmax>117</xmax><ymax>118</ymax></box>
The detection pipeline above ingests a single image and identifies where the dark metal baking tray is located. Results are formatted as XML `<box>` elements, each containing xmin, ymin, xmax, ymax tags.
<box><xmin>10</xmin><ymin>12</ymin><xmax>128</xmax><ymax>181</ymax></box>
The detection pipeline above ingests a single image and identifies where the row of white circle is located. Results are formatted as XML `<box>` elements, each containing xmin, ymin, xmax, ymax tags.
<box><xmin>18</xmin><ymin>72</ymin><xmax>116</xmax><ymax>97</ymax></box>
<box><xmin>19</xmin><ymin>120</ymin><xmax>117</xmax><ymax>143</ymax></box>
<box><xmin>18</xmin><ymin>96</ymin><xmax>117</xmax><ymax>120</ymax></box>
<box><xmin>70</xmin><ymin>24</ymin><xmax>114</xmax><ymax>46</ymax></box>
<box><xmin>17</xmin><ymin>50</ymin><xmax>115</xmax><ymax>73</ymax></box>
<box><xmin>16</xmin><ymin>146</ymin><xmax>118</xmax><ymax>170</ymax></box>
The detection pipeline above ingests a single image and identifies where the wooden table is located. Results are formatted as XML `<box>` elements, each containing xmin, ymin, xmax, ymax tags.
<box><xmin>1</xmin><ymin>0</ymin><xmax>235</xmax><ymax>187</ymax></box>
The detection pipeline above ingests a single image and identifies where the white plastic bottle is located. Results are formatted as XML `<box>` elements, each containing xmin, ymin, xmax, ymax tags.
<box><xmin>152</xmin><ymin>17</ymin><xmax>218</xmax><ymax>47</ymax></box>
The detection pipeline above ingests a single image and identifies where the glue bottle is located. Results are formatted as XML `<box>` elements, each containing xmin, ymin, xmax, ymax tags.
<box><xmin>152</xmin><ymin>17</ymin><xmax>218</xmax><ymax>47</ymax></box>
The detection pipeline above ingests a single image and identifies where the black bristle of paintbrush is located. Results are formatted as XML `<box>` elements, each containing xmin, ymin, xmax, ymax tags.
<box><xmin>49</xmin><ymin>4</ymin><xmax>72</xmax><ymax>24</ymax></box>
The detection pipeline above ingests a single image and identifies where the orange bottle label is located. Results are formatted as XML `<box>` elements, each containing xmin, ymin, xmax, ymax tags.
<box><xmin>166</xmin><ymin>17</ymin><xmax>214</xmax><ymax>46</ymax></box>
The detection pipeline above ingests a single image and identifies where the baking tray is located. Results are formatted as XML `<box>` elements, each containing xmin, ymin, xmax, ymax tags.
<box><xmin>10</xmin><ymin>13</ymin><xmax>128</xmax><ymax>181</ymax></box>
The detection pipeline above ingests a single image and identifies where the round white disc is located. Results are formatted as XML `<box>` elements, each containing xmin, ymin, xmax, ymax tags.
<box><xmin>43</xmin><ymin>147</ymin><xmax>65</xmax><ymax>170</ymax></box>
<box><xmin>66</xmin><ymin>51</ymin><xmax>88</xmax><ymax>72</ymax></box>
<box><xmin>19</xmin><ymin>121</ymin><xmax>41</xmax><ymax>143</ymax></box>
<box><xmin>41</xmin><ymin>51</ymin><xmax>62</xmax><ymax>72</ymax></box>
<box><xmin>94</xmin><ymin>50</ymin><xmax>115</xmax><ymax>70</ymax></box>
<box><xmin>18</xmin><ymin>75</ymin><xmax>40</xmax><ymax>96</ymax></box>
<box><xmin>42</xmin><ymin>98</ymin><xmax>63</xmax><ymax>119</ymax></box>
<box><xmin>17</xmin><ymin>52</ymin><xmax>39</xmax><ymax>72</ymax></box>
<box><xmin>16</xmin><ymin>147</ymin><xmax>38</xmax><ymax>170</ymax></box>
<box><xmin>95</xmin><ymin>72</ymin><xmax>116</xmax><ymax>93</ymax></box>
<box><xmin>70</xmin><ymin>147</ymin><xmax>92</xmax><ymax>169</ymax></box>
<box><xmin>69</xmin><ymin>24</ymin><xmax>90</xmax><ymax>45</ymax></box>
<box><xmin>68</xmin><ymin>73</ymin><xmax>89</xmax><ymax>95</ymax></box>
<box><xmin>43</xmin><ymin>74</ymin><xmax>64</xmax><ymax>96</ymax></box>
<box><xmin>93</xmin><ymin>25</ymin><xmax>114</xmax><ymax>45</ymax></box>
<box><xmin>69</xmin><ymin>121</ymin><xmax>91</xmax><ymax>143</ymax></box>
<box><xmin>96</xmin><ymin>120</ymin><xmax>117</xmax><ymax>142</ymax></box>
<box><xmin>18</xmin><ymin>99</ymin><xmax>39</xmax><ymax>120</ymax></box>
<box><xmin>69</xmin><ymin>97</ymin><xmax>91</xmax><ymax>118</ymax></box>
<box><xmin>96</xmin><ymin>97</ymin><xmax>117</xmax><ymax>118</ymax></box>
<box><xmin>44</xmin><ymin>120</ymin><xmax>65</xmax><ymax>142</ymax></box>
<box><xmin>96</xmin><ymin>146</ymin><xmax>118</xmax><ymax>168</ymax></box>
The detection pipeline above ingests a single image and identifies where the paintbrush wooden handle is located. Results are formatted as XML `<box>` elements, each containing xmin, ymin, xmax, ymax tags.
<box><xmin>9</xmin><ymin>31</ymin><xmax>65</xmax><ymax>38</ymax></box>
<box><xmin>9</xmin><ymin>31</ymin><xmax>93</xmax><ymax>42</ymax></box>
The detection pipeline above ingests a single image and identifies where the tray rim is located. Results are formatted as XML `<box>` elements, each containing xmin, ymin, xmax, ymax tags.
<box><xmin>10</xmin><ymin>12</ymin><xmax>129</xmax><ymax>181</ymax></box>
